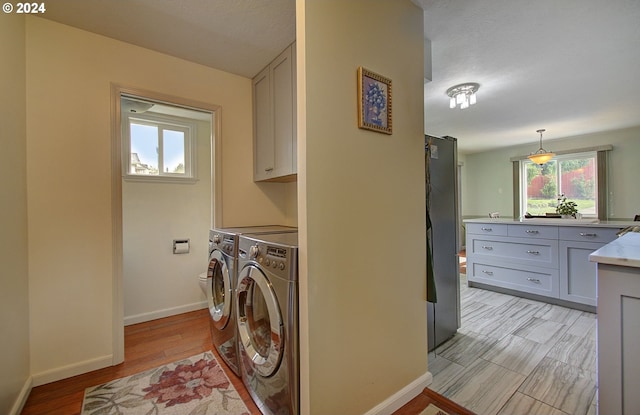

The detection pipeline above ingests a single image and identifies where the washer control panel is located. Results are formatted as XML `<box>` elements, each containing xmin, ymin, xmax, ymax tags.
<box><xmin>252</xmin><ymin>244</ymin><xmax>288</xmax><ymax>272</ymax></box>
<box><xmin>211</xmin><ymin>234</ymin><xmax>236</xmax><ymax>256</ymax></box>
<box><xmin>237</xmin><ymin>232</ymin><xmax>298</xmax><ymax>280</ymax></box>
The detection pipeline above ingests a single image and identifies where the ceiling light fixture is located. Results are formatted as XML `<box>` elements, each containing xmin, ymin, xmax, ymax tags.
<box><xmin>446</xmin><ymin>82</ymin><xmax>479</xmax><ymax>109</ymax></box>
<box><xmin>121</xmin><ymin>98</ymin><xmax>155</xmax><ymax>114</ymax></box>
<box><xmin>527</xmin><ymin>129</ymin><xmax>555</xmax><ymax>165</ymax></box>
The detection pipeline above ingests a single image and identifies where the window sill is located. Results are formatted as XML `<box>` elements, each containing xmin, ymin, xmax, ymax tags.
<box><xmin>123</xmin><ymin>175</ymin><xmax>198</xmax><ymax>184</ymax></box>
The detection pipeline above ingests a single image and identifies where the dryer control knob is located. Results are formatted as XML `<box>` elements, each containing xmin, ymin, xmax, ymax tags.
<box><xmin>278</xmin><ymin>262</ymin><xmax>285</xmax><ymax>270</ymax></box>
<box><xmin>213</xmin><ymin>234</ymin><xmax>222</xmax><ymax>244</ymax></box>
<box><xmin>249</xmin><ymin>245</ymin><xmax>259</xmax><ymax>259</ymax></box>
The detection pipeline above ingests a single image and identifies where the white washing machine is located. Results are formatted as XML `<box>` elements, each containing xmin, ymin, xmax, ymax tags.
<box><xmin>236</xmin><ymin>232</ymin><xmax>299</xmax><ymax>415</ymax></box>
<box><xmin>202</xmin><ymin>226</ymin><xmax>296</xmax><ymax>377</ymax></box>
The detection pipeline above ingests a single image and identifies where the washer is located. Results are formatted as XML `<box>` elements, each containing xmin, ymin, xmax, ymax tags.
<box><xmin>203</xmin><ymin>226</ymin><xmax>296</xmax><ymax>377</ymax></box>
<box><xmin>236</xmin><ymin>232</ymin><xmax>299</xmax><ymax>415</ymax></box>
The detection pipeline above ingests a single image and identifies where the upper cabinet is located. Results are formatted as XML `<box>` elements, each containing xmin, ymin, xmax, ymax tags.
<box><xmin>253</xmin><ymin>42</ymin><xmax>297</xmax><ymax>182</ymax></box>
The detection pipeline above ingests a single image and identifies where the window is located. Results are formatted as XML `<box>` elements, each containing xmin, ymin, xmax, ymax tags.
<box><xmin>520</xmin><ymin>151</ymin><xmax>598</xmax><ymax>218</ymax></box>
<box><xmin>123</xmin><ymin>112</ymin><xmax>196</xmax><ymax>182</ymax></box>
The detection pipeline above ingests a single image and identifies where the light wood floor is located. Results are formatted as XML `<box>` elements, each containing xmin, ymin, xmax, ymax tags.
<box><xmin>428</xmin><ymin>273</ymin><xmax>598</xmax><ymax>415</ymax></box>
<box><xmin>21</xmin><ymin>309</ymin><xmax>261</xmax><ymax>415</ymax></box>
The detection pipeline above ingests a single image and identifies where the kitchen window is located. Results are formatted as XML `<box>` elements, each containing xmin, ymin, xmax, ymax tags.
<box><xmin>123</xmin><ymin>112</ymin><xmax>197</xmax><ymax>183</ymax></box>
<box><xmin>513</xmin><ymin>146</ymin><xmax>611</xmax><ymax>220</ymax></box>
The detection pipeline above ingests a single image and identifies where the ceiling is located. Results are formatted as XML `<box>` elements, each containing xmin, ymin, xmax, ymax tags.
<box><xmin>41</xmin><ymin>0</ymin><xmax>640</xmax><ymax>154</ymax></box>
<box><xmin>41</xmin><ymin>0</ymin><xmax>296</xmax><ymax>79</ymax></box>
<box><xmin>418</xmin><ymin>0</ymin><xmax>640</xmax><ymax>153</ymax></box>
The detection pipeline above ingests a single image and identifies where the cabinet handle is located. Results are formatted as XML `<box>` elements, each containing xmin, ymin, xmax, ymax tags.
<box><xmin>527</xmin><ymin>277</ymin><xmax>541</xmax><ymax>284</ymax></box>
<box><xmin>265</xmin><ymin>167</ymin><xmax>274</xmax><ymax>172</ymax></box>
<box><xmin>482</xmin><ymin>245</ymin><xmax>493</xmax><ymax>250</ymax></box>
<box><xmin>525</xmin><ymin>230</ymin><xmax>539</xmax><ymax>234</ymax></box>
<box><xmin>481</xmin><ymin>227</ymin><xmax>492</xmax><ymax>231</ymax></box>
<box><xmin>482</xmin><ymin>270</ymin><xmax>494</xmax><ymax>276</ymax></box>
<box><xmin>526</xmin><ymin>250</ymin><xmax>540</xmax><ymax>255</ymax></box>
<box><xmin>579</xmin><ymin>232</ymin><xmax>597</xmax><ymax>237</ymax></box>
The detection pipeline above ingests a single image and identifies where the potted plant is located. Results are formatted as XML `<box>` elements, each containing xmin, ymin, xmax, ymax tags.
<box><xmin>556</xmin><ymin>194</ymin><xmax>578</xmax><ymax>218</ymax></box>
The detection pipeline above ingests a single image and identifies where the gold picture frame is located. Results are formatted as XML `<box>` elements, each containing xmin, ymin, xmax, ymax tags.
<box><xmin>357</xmin><ymin>67</ymin><xmax>392</xmax><ymax>134</ymax></box>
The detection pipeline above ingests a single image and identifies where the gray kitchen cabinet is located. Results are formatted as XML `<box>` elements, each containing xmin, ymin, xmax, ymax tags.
<box><xmin>590</xmin><ymin>234</ymin><xmax>640</xmax><ymax>415</ymax></box>
<box><xmin>466</xmin><ymin>220</ymin><xmax>625</xmax><ymax>310</ymax></box>
<box><xmin>558</xmin><ymin>226</ymin><xmax>619</xmax><ymax>306</ymax></box>
<box><xmin>252</xmin><ymin>43</ymin><xmax>297</xmax><ymax>182</ymax></box>
<box><xmin>467</xmin><ymin>224</ymin><xmax>560</xmax><ymax>300</ymax></box>
<box><xmin>468</xmin><ymin>259</ymin><xmax>559</xmax><ymax>298</ymax></box>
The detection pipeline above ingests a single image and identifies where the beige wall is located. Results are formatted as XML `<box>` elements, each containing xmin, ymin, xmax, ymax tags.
<box><xmin>298</xmin><ymin>1</ymin><xmax>428</xmax><ymax>413</ymax></box>
<box><xmin>462</xmin><ymin>126</ymin><xmax>640</xmax><ymax>220</ymax></box>
<box><xmin>25</xmin><ymin>16</ymin><xmax>290</xmax><ymax>383</ymax></box>
<box><xmin>0</xmin><ymin>13</ymin><xmax>31</xmax><ymax>414</ymax></box>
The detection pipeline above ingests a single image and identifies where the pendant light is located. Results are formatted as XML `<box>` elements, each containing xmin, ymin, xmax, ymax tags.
<box><xmin>527</xmin><ymin>129</ymin><xmax>555</xmax><ymax>165</ymax></box>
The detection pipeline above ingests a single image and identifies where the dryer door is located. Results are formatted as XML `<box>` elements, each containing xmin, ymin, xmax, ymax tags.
<box><xmin>236</xmin><ymin>264</ymin><xmax>283</xmax><ymax>377</ymax></box>
<box><xmin>207</xmin><ymin>250</ymin><xmax>232</xmax><ymax>330</ymax></box>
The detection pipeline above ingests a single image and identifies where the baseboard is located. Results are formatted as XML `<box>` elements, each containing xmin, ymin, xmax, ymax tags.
<box><xmin>124</xmin><ymin>301</ymin><xmax>207</xmax><ymax>326</ymax></box>
<box><xmin>363</xmin><ymin>371</ymin><xmax>433</xmax><ymax>415</ymax></box>
<box><xmin>9</xmin><ymin>375</ymin><xmax>32</xmax><ymax>415</ymax></box>
<box><xmin>31</xmin><ymin>354</ymin><xmax>113</xmax><ymax>387</ymax></box>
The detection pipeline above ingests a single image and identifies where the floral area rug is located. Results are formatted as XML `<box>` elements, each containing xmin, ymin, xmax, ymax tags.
<box><xmin>81</xmin><ymin>351</ymin><xmax>250</xmax><ymax>415</ymax></box>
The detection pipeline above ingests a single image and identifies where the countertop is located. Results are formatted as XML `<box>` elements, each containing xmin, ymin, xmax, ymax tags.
<box><xmin>463</xmin><ymin>218</ymin><xmax>634</xmax><ymax>228</ymax></box>
<box><xmin>589</xmin><ymin>233</ymin><xmax>640</xmax><ymax>268</ymax></box>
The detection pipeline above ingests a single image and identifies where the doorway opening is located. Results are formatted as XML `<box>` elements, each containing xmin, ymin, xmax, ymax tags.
<box><xmin>111</xmin><ymin>85</ymin><xmax>222</xmax><ymax>364</ymax></box>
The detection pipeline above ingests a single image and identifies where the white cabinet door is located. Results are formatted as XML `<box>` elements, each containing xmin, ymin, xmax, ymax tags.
<box><xmin>252</xmin><ymin>43</ymin><xmax>296</xmax><ymax>182</ymax></box>
<box><xmin>271</xmin><ymin>46</ymin><xmax>295</xmax><ymax>179</ymax></box>
<box><xmin>253</xmin><ymin>66</ymin><xmax>274</xmax><ymax>181</ymax></box>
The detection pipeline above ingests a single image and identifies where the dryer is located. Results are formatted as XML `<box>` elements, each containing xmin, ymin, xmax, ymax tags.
<box><xmin>236</xmin><ymin>232</ymin><xmax>299</xmax><ymax>415</ymax></box>
<box><xmin>204</xmin><ymin>226</ymin><xmax>296</xmax><ymax>377</ymax></box>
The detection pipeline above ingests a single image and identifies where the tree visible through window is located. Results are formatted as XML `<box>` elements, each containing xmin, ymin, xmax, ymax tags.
<box><xmin>521</xmin><ymin>152</ymin><xmax>597</xmax><ymax>217</ymax></box>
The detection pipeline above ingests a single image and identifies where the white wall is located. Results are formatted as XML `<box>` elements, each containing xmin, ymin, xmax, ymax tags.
<box><xmin>25</xmin><ymin>16</ymin><xmax>292</xmax><ymax>384</ymax></box>
<box><xmin>0</xmin><ymin>13</ymin><xmax>31</xmax><ymax>415</ymax></box>
<box><xmin>462</xmin><ymin>126</ymin><xmax>640</xmax><ymax>220</ymax></box>
<box><xmin>122</xmin><ymin>116</ymin><xmax>212</xmax><ymax>324</ymax></box>
<box><xmin>298</xmin><ymin>1</ymin><xmax>428</xmax><ymax>413</ymax></box>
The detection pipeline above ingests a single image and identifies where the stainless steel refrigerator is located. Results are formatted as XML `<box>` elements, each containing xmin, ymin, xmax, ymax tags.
<box><xmin>425</xmin><ymin>135</ymin><xmax>460</xmax><ymax>351</ymax></box>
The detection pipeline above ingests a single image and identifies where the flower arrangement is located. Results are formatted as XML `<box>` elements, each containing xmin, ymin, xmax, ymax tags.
<box><xmin>556</xmin><ymin>194</ymin><xmax>578</xmax><ymax>218</ymax></box>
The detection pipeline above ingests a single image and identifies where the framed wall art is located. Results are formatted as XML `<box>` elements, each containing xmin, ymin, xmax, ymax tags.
<box><xmin>357</xmin><ymin>67</ymin><xmax>392</xmax><ymax>134</ymax></box>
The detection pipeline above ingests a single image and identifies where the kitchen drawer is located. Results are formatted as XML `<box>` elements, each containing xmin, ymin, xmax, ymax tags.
<box><xmin>466</xmin><ymin>223</ymin><xmax>508</xmax><ymax>236</ymax></box>
<box><xmin>508</xmin><ymin>224</ymin><xmax>559</xmax><ymax>239</ymax></box>
<box><xmin>468</xmin><ymin>260</ymin><xmax>558</xmax><ymax>298</ymax></box>
<box><xmin>470</xmin><ymin>236</ymin><xmax>558</xmax><ymax>268</ymax></box>
<box><xmin>559</xmin><ymin>226</ymin><xmax>620</xmax><ymax>244</ymax></box>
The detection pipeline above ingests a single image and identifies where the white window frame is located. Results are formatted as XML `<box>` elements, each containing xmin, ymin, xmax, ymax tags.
<box><xmin>122</xmin><ymin>112</ymin><xmax>197</xmax><ymax>183</ymax></box>
<box><xmin>519</xmin><ymin>151</ymin><xmax>598</xmax><ymax>218</ymax></box>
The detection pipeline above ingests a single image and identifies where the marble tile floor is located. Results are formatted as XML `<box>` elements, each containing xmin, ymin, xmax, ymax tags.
<box><xmin>428</xmin><ymin>274</ymin><xmax>597</xmax><ymax>415</ymax></box>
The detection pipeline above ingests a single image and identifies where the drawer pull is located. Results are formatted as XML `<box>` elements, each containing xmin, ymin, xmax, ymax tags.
<box><xmin>525</xmin><ymin>229</ymin><xmax>539</xmax><ymax>234</ymax></box>
<box><xmin>265</xmin><ymin>167</ymin><xmax>274</xmax><ymax>172</ymax></box>
<box><xmin>579</xmin><ymin>232</ymin><xmax>597</xmax><ymax>237</ymax></box>
<box><xmin>527</xmin><ymin>277</ymin><xmax>541</xmax><ymax>284</ymax></box>
<box><xmin>481</xmin><ymin>227</ymin><xmax>492</xmax><ymax>231</ymax></box>
<box><xmin>526</xmin><ymin>250</ymin><xmax>540</xmax><ymax>255</ymax></box>
<box><xmin>482</xmin><ymin>245</ymin><xmax>494</xmax><ymax>250</ymax></box>
<box><xmin>482</xmin><ymin>270</ymin><xmax>494</xmax><ymax>276</ymax></box>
